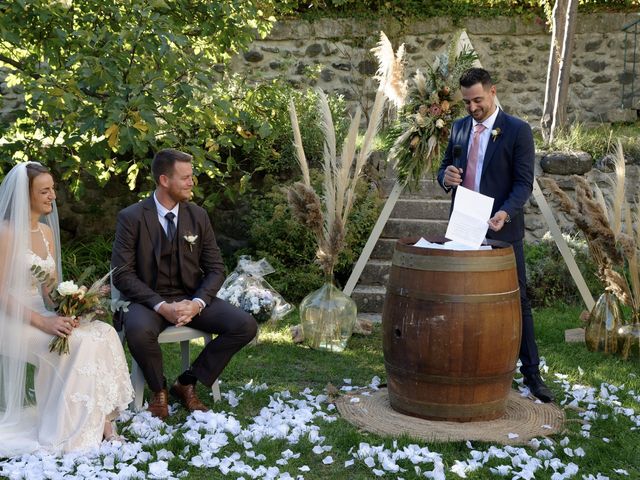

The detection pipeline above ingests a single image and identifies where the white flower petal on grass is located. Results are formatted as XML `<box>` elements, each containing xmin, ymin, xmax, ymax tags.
<box><xmin>614</xmin><ymin>469</ymin><xmax>629</xmax><ymax>475</ymax></box>
<box><xmin>322</xmin><ymin>456</ymin><xmax>333</xmax><ymax>465</ymax></box>
<box><xmin>345</xmin><ymin>459</ymin><xmax>354</xmax><ymax>467</ymax></box>
<box><xmin>299</xmin><ymin>465</ymin><xmax>310</xmax><ymax>472</ymax></box>
<box><xmin>312</xmin><ymin>445</ymin><xmax>324</xmax><ymax>455</ymax></box>
<box><xmin>364</xmin><ymin>456</ymin><xmax>376</xmax><ymax>468</ymax></box>
<box><xmin>156</xmin><ymin>449</ymin><xmax>174</xmax><ymax>461</ymax></box>
<box><xmin>147</xmin><ymin>460</ymin><xmax>170</xmax><ymax>479</ymax></box>
<box><xmin>508</xmin><ymin>433</ymin><xmax>519</xmax><ymax>439</ymax></box>
<box><xmin>490</xmin><ymin>465</ymin><xmax>512</xmax><ymax>476</ymax></box>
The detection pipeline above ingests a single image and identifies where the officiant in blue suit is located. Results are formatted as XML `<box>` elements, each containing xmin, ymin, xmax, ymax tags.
<box><xmin>437</xmin><ymin>68</ymin><xmax>554</xmax><ymax>403</ymax></box>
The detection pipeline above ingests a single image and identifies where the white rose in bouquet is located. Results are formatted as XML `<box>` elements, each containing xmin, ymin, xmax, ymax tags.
<box><xmin>57</xmin><ymin>280</ymin><xmax>81</xmax><ymax>296</ymax></box>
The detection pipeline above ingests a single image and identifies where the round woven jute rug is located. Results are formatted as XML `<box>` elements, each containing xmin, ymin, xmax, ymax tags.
<box><xmin>336</xmin><ymin>388</ymin><xmax>565</xmax><ymax>445</ymax></box>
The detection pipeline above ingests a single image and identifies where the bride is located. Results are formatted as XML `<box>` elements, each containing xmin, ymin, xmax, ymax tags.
<box><xmin>0</xmin><ymin>162</ymin><xmax>133</xmax><ymax>457</ymax></box>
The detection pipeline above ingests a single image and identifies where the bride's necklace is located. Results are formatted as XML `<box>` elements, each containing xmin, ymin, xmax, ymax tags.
<box><xmin>30</xmin><ymin>225</ymin><xmax>40</xmax><ymax>233</ymax></box>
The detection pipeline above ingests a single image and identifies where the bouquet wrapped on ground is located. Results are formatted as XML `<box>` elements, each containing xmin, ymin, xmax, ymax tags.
<box><xmin>217</xmin><ymin>256</ymin><xmax>293</xmax><ymax>323</ymax></box>
<box><xmin>31</xmin><ymin>266</ymin><xmax>128</xmax><ymax>355</ymax></box>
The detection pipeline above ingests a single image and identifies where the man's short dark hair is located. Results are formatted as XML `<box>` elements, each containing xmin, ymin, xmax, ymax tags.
<box><xmin>459</xmin><ymin>68</ymin><xmax>493</xmax><ymax>89</ymax></box>
<box><xmin>151</xmin><ymin>148</ymin><xmax>193</xmax><ymax>183</ymax></box>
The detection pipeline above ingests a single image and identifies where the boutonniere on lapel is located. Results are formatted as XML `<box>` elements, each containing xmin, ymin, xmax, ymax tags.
<box><xmin>183</xmin><ymin>234</ymin><xmax>198</xmax><ymax>252</ymax></box>
<box><xmin>491</xmin><ymin>128</ymin><xmax>501</xmax><ymax>142</ymax></box>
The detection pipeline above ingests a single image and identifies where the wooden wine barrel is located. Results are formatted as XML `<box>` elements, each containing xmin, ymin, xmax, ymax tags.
<box><xmin>382</xmin><ymin>236</ymin><xmax>522</xmax><ymax>422</ymax></box>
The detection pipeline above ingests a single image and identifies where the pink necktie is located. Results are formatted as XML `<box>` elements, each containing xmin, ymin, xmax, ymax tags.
<box><xmin>462</xmin><ymin>124</ymin><xmax>486</xmax><ymax>191</ymax></box>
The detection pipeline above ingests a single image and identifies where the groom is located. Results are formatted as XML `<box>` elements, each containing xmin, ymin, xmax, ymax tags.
<box><xmin>437</xmin><ymin>68</ymin><xmax>554</xmax><ymax>403</ymax></box>
<box><xmin>112</xmin><ymin>148</ymin><xmax>257</xmax><ymax>419</ymax></box>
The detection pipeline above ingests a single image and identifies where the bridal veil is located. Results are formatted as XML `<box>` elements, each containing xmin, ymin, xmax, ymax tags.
<box><xmin>0</xmin><ymin>162</ymin><xmax>62</xmax><ymax>456</ymax></box>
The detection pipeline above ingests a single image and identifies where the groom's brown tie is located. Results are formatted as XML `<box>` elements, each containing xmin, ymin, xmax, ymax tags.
<box><xmin>165</xmin><ymin>212</ymin><xmax>176</xmax><ymax>241</ymax></box>
<box><xmin>462</xmin><ymin>123</ymin><xmax>486</xmax><ymax>191</ymax></box>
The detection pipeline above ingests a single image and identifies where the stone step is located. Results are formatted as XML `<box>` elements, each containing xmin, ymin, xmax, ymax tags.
<box><xmin>381</xmin><ymin>178</ymin><xmax>451</xmax><ymax>200</ymax></box>
<box><xmin>352</xmin><ymin>285</ymin><xmax>387</xmax><ymax>314</ymax></box>
<box><xmin>391</xmin><ymin>198</ymin><xmax>451</xmax><ymax>220</ymax></box>
<box><xmin>359</xmin><ymin>259</ymin><xmax>391</xmax><ymax>286</ymax></box>
<box><xmin>371</xmin><ymin>238</ymin><xmax>397</xmax><ymax>259</ymax></box>
<box><xmin>382</xmin><ymin>218</ymin><xmax>448</xmax><ymax>239</ymax></box>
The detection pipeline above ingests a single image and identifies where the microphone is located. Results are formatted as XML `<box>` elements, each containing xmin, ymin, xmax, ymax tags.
<box><xmin>452</xmin><ymin>144</ymin><xmax>462</xmax><ymax>168</ymax></box>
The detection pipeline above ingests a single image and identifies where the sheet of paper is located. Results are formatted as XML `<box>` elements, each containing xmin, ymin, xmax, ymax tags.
<box><xmin>413</xmin><ymin>237</ymin><xmax>448</xmax><ymax>249</ymax></box>
<box><xmin>445</xmin><ymin>186</ymin><xmax>494</xmax><ymax>249</ymax></box>
<box><xmin>413</xmin><ymin>237</ymin><xmax>492</xmax><ymax>251</ymax></box>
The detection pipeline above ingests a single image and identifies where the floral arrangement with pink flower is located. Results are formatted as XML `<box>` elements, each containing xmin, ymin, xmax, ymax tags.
<box><xmin>387</xmin><ymin>40</ymin><xmax>477</xmax><ymax>188</ymax></box>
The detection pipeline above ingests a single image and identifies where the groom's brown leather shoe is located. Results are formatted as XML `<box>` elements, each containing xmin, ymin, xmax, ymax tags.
<box><xmin>148</xmin><ymin>389</ymin><xmax>169</xmax><ymax>419</ymax></box>
<box><xmin>170</xmin><ymin>381</ymin><xmax>209</xmax><ymax>412</ymax></box>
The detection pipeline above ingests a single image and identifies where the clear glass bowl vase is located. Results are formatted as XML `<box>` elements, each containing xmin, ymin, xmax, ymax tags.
<box><xmin>299</xmin><ymin>282</ymin><xmax>357</xmax><ymax>352</ymax></box>
<box><xmin>585</xmin><ymin>292</ymin><xmax>621</xmax><ymax>354</ymax></box>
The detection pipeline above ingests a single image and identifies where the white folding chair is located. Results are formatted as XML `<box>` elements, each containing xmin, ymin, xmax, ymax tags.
<box><xmin>110</xmin><ymin>274</ymin><xmax>221</xmax><ymax>412</ymax></box>
<box><xmin>130</xmin><ymin>325</ymin><xmax>222</xmax><ymax>411</ymax></box>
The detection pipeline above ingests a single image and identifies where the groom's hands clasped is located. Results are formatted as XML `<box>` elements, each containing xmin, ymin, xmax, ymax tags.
<box><xmin>174</xmin><ymin>300</ymin><xmax>201</xmax><ymax>327</ymax></box>
<box><xmin>158</xmin><ymin>300</ymin><xmax>200</xmax><ymax>327</ymax></box>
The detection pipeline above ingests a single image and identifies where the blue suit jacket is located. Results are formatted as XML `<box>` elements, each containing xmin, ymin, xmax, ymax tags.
<box><xmin>437</xmin><ymin>109</ymin><xmax>534</xmax><ymax>243</ymax></box>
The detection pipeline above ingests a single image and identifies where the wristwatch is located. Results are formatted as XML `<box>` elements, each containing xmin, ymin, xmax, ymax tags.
<box><xmin>504</xmin><ymin>212</ymin><xmax>511</xmax><ymax>223</ymax></box>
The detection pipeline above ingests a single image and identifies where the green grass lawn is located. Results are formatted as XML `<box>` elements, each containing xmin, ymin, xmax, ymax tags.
<box><xmin>1</xmin><ymin>303</ymin><xmax>638</xmax><ymax>479</ymax></box>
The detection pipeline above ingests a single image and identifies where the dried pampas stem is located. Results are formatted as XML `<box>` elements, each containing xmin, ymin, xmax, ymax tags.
<box><xmin>286</xmin><ymin>31</ymin><xmax>398</xmax><ymax>278</ymax></box>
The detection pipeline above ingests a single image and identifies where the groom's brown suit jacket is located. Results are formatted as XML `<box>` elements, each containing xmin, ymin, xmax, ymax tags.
<box><xmin>111</xmin><ymin>196</ymin><xmax>226</xmax><ymax>326</ymax></box>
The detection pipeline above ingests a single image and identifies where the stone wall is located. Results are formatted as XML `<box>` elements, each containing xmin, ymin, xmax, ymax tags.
<box><xmin>526</xmin><ymin>152</ymin><xmax>640</xmax><ymax>242</ymax></box>
<box><xmin>229</xmin><ymin>13</ymin><xmax>638</xmax><ymax>124</ymax></box>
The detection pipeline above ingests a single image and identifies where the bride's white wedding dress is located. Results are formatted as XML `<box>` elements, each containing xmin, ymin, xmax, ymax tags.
<box><xmin>1</xmin><ymin>227</ymin><xmax>134</xmax><ymax>456</ymax></box>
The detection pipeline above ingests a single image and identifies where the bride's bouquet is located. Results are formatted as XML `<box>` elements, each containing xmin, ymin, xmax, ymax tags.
<box><xmin>217</xmin><ymin>256</ymin><xmax>292</xmax><ymax>324</ymax></box>
<box><xmin>31</xmin><ymin>266</ymin><xmax>127</xmax><ymax>355</ymax></box>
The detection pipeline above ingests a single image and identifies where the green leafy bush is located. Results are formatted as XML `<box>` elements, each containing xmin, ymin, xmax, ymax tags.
<box><xmin>0</xmin><ymin>0</ymin><xmax>279</xmax><ymax>198</ymax></box>
<box><xmin>278</xmin><ymin>0</ymin><xmax>636</xmax><ymax>20</ymax></box>
<box><xmin>196</xmin><ymin>77</ymin><xmax>347</xmax><ymax>208</ymax></box>
<box><xmin>241</xmin><ymin>172</ymin><xmax>382</xmax><ymax>302</ymax></box>
<box><xmin>525</xmin><ymin>232</ymin><xmax>601</xmax><ymax>307</ymax></box>
<box><xmin>61</xmin><ymin>235</ymin><xmax>114</xmax><ymax>283</ymax></box>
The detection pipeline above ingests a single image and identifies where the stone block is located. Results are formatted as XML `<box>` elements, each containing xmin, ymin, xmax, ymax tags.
<box><xmin>359</xmin><ymin>260</ymin><xmax>391</xmax><ymax>287</ymax></box>
<box><xmin>371</xmin><ymin>239</ymin><xmax>396</xmax><ymax>260</ymax></box>
<box><xmin>243</xmin><ymin>51</ymin><xmax>264</xmax><ymax>63</ymax></box>
<box><xmin>466</xmin><ymin>16</ymin><xmax>516</xmax><ymax>35</ymax></box>
<box><xmin>268</xmin><ymin>20</ymin><xmax>312</xmax><ymax>40</ymax></box>
<box><xmin>540</xmin><ymin>151</ymin><xmax>593</xmax><ymax>175</ymax></box>
<box><xmin>351</xmin><ymin>285</ymin><xmax>387</xmax><ymax>314</ymax></box>
<box><xmin>583</xmin><ymin>60</ymin><xmax>607</xmax><ymax>73</ymax></box>
<box><xmin>305</xmin><ymin>43</ymin><xmax>322</xmax><ymax>57</ymax></box>
<box><xmin>312</xmin><ymin>18</ymin><xmax>352</xmax><ymax>39</ymax></box>
<box><xmin>606</xmin><ymin>108</ymin><xmax>637</xmax><ymax>123</ymax></box>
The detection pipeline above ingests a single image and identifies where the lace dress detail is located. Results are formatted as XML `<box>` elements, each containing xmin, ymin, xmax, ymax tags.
<box><xmin>19</xmin><ymin>225</ymin><xmax>134</xmax><ymax>455</ymax></box>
